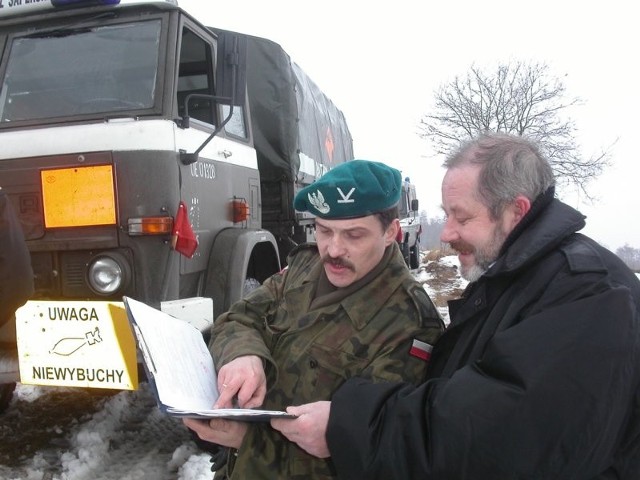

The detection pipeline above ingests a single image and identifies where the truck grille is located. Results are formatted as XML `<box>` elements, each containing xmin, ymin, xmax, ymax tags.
<box><xmin>61</xmin><ymin>252</ymin><xmax>94</xmax><ymax>297</ymax></box>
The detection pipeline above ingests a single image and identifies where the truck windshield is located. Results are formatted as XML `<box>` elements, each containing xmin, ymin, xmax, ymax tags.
<box><xmin>0</xmin><ymin>20</ymin><xmax>161</xmax><ymax>123</ymax></box>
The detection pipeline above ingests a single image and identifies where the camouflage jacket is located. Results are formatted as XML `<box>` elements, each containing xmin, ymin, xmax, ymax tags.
<box><xmin>210</xmin><ymin>242</ymin><xmax>444</xmax><ymax>479</ymax></box>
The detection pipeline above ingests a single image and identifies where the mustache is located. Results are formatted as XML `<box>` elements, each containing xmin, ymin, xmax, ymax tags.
<box><xmin>449</xmin><ymin>240</ymin><xmax>475</xmax><ymax>254</ymax></box>
<box><xmin>322</xmin><ymin>255</ymin><xmax>355</xmax><ymax>271</ymax></box>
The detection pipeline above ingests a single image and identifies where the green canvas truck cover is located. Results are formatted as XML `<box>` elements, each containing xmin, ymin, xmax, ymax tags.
<box><xmin>212</xmin><ymin>28</ymin><xmax>354</xmax><ymax>239</ymax></box>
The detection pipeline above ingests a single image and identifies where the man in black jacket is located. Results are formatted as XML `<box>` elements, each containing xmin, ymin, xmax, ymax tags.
<box><xmin>272</xmin><ymin>133</ymin><xmax>640</xmax><ymax>479</ymax></box>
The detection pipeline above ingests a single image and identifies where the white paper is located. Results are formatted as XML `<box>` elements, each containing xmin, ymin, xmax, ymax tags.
<box><xmin>123</xmin><ymin>297</ymin><xmax>294</xmax><ymax>420</ymax></box>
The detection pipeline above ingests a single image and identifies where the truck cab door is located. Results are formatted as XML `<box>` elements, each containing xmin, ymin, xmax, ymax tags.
<box><xmin>172</xmin><ymin>20</ymin><xmax>259</xmax><ymax>275</ymax></box>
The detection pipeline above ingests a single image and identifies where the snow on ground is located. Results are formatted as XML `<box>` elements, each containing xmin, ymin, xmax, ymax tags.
<box><xmin>415</xmin><ymin>271</ymin><xmax>446</xmax><ymax>319</ymax></box>
<box><xmin>0</xmin><ymin>383</ymin><xmax>213</xmax><ymax>480</ymax></box>
<box><xmin>418</xmin><ymin>254</ymin><xmax>467</xmax><ymax>324</ymax></box>
<box><xmin>439</xmin><ymin>255</ymin><xmax>461</xmax><ymax>270</ymax></box>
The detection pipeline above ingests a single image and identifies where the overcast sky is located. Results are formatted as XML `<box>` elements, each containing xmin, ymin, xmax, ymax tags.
<box><xmin>179</xmin><ymin>0</ymin><xmax>639</xmax><ymax>251</ymax></box>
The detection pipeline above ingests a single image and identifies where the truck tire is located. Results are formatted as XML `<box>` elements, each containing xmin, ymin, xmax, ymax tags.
<box><xmin>0</xmin><ymin>382</ymin><xmax>16</xmax><ymax>413</ymax></box>
<box><xmin>409</xmin><ymin>245</ymin><xmax>420</xmax><ymax>270</ymax></box>
<box><xmin>399</xmin><ymin>241</ymin><xmax>410</xmax><ymax>267</ymax></box>
<box><xmin>205</xmin><ymin>229</ymin><xmax>280</xmax><ymax>319</ymax></box>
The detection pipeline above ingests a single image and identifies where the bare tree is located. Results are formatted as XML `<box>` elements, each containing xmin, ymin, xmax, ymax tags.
<box><xmin>418</xmin><ymin>61</ymin><xmax>611</xmax><ymax>199</ymax></box>
<box><xmin>616</xmin><ymin>244</ymin><xmax>640</xmax><ymax>271</ymax></box>
<box><xmin>420</xmin><ymin>214</ymin><xmax>446</xmax><ymax>250</ymax></box>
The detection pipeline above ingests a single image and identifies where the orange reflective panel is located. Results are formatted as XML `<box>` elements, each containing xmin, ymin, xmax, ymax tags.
<box><xmin>41</xmin><ymin>165</ymin><xmax>116</xmax><ymax>228</ymax></box>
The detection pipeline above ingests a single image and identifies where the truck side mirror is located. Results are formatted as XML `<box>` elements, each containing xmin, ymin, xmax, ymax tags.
<box><xmin>180</xmin><ymin>32</ymin><xmax>248</xmax><ymax>165</ymax></box>
<box><xmin>215</xmin><ymin>32</ymin><xmax>247</xmax><ymax>107</ymax></box>
<box><xmin>410</xmin><ymin>198</ymin><xmax>419</xmax><ymax>212</ymax></box>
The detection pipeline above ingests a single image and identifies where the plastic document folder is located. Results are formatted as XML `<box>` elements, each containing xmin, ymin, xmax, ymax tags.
<box><xmin>123</xmin><ymin>296</ymin><xmax>295</xmax><ymax>421</ymax></box>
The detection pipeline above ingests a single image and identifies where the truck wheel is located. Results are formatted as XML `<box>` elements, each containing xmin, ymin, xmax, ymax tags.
<box><xmin>409</xmin><ymin>246</ymin><xmax>420</xmax><ymax>270</ymax></box>
<box><xmin>0</xmin><ymin>382</ymin><xmax>16</xmax><ymax>413</ymax></box>
<box><xmin>399</xmin><ymin>242</ymin><xmax>410</xmax><ymax>267</ymax></box>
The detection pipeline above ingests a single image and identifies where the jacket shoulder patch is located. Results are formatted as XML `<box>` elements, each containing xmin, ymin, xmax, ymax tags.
<box><xmin>561</xmin><ymin>235</ymin><xmax>607</xmax><ymax>274</ymax></box>
<box><xmin>406</xmin><ymin>283</ymin><xmax>444</xmax><ymax>329</ymax></box>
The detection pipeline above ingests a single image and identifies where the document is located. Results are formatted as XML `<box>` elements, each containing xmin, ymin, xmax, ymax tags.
<box><xmin>123</xmin><ymin>296</ymin><xmax>295</xmax><ymax>420</ymax></box>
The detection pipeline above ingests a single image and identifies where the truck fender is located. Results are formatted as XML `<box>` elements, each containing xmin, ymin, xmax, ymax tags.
<box><xmin>204</xmin><ymin>229</ymin><xmax>280</xmax><ymax>319</ymax></box>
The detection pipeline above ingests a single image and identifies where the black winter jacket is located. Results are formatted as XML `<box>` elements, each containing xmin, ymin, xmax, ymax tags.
<box><xmin>327</xmin><ymin>197</ymin><xmax>640</xmax><ymax>479</ymax></box>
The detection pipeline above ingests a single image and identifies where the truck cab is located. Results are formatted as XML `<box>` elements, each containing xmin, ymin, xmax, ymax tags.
<box><xmin>0</xmin><ymin>0</ymin><xmax>272</xmax><ymax>312</ymax></box>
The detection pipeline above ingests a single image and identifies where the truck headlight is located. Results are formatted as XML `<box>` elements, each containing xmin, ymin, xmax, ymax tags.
<box><xmin>87</xmin><ymin>253</ymin><xmax>130</xmax><ymax>295</ymax></box>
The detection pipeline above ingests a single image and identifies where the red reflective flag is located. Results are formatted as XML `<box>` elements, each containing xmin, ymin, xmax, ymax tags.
<box><xmin>171</xmin><ymin>201</ymin><xmax>198</xmax><ymax>258</ymax></box>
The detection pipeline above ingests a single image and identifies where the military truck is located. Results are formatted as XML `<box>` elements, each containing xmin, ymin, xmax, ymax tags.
<box><xmin>0</xmin><ymin>0</ymin><xmax>352</xmax><ymax>407</ymax></box>
<box><xmin>397</xmin><ymin>177</ymin><xmax>421</xmax><ymax>269</ymax></box>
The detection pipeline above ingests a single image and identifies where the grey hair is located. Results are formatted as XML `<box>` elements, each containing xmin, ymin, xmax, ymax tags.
<box><xmin>444</xmin><ymin>133</ymin><xmax>555</xmax><ymax>220</ymax></box>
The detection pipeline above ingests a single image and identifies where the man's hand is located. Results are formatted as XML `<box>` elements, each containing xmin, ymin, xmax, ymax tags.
<box><xmin>271</xmin><ymin>401</ymin><xmax>331</xmax><ymax>458</ymax></box>
<box><xmin>215</xmin><ymin>355</ymin><xmax>267</xmax><ymax>409</ymax></box>
<box><xmin>183</xmin><ymin>417</ymin><xmax>247</xmax><ymax>449</ymax></box>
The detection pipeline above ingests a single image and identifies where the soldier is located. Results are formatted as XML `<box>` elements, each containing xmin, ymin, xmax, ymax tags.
<box><xmin>184</xmin><ymin>159</ymin><xmax>444</xmax><ymax>479</ymax></box>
